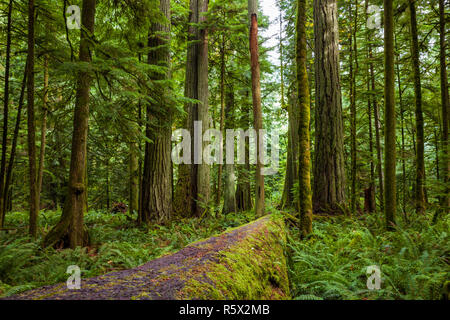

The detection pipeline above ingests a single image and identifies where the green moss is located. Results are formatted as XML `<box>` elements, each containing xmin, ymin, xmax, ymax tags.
<box><xmin>177</xmin><ymin>215</ymin><xmax>290</xmax><ymax>300</ymax></box>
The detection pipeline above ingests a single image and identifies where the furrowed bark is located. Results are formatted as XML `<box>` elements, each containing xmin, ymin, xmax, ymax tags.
<box><xmin>312</xmin><ymin>0</ymin><xmax>346</xmax><ymax>214</ymax></box>
<box><xmin>140</xmin><ymin>0</ymin><xmax>173</xmax><ymax>224</ymax></box>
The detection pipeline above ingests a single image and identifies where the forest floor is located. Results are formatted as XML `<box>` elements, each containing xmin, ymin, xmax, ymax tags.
<box><xmin>0</xmin><ymin>208</ymin><xmax>448</xmax><ymax>300</ymax></box>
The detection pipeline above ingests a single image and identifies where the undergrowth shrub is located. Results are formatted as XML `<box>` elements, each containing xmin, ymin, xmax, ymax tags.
<box><xmin>287</xmin><ymin>212</ymin><xmax>449</xmax><ymax>300</ymax></box>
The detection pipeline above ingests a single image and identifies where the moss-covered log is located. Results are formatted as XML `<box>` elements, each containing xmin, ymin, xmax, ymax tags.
<box><xmin>7</xmin><ymin>215</ymin><xmax>290</xmax><ymax>300</ymax></box>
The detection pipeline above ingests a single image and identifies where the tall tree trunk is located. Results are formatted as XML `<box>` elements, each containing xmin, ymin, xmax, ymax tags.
<box><xmin>312</xmin><ymin>0</ymin><xmax>346</xmax><ymax>214</ymax></box>
<box><xmin>1</xmin><ymin>65</ymin><xmax>27</xmax><ymax>227</ymax></box>
<box><xmin>408</xmin><ymin>0</ymin><xmax>425</xmax><ymax>214</ymax></box>
<box><xmin>196</xmin><ymin>0</ymin><xmax>210</xmax><ymax>216</ymax></box>
<box><xmin>129</xmin><ymin>141</ymin><xmax>139</xmax><ymax>215</ymax></box>
<box><xmin>383</xmin><ymin>0</ymin><xmax>396</xmax><ymax>229</ymax></box>
<box><xmin>369</xmin><ymin>46</ymin><xmax>384</xmax><ymax>211</ymax></box>
<box><xmin>140</xmin><ymin>0</ymin><xmax>173</xmax><ymax>224</ymax></box>
<box><xmin>217</xmin><ymin>35</ymin><xmax>226</xmax><ymax>206</ymax></box>
<box><xmin>236</xmin><ymin>90</ymin><xmax>253</xmax><ymax>212</ymax></box>
<box><xmin>43</xmin><ymin>0</ymin><xmax>96</xmax><ymax>248</ymax></box>
<box><xmin>349</xmin><ymin>0</ymin><xmax>358</xmax><ymax>214</ymax></box>
<box><xmin>0</xmin><ymin>0</ymin><xmax>13</xmax><ymax>226</ymax></box>
<box><xmin>364</xmin><ymin>0</ymin><xmax>375</xmax><ymax>213</ymax></box>
<box><xmin>26</xmin><ymin>0</ymin><xmax>38</xmax><ymax>237</ymax></box>
<box><xmin>395</xmin><ymin>34</ymin><xmax>408</xmax><ymax>218</ymax></box>
<box><xmin>38</xmin><ymin>55</ymin><xmax>49</xmax><ymax>197</ymax></box>
<box><xmin>248</xmin><ymin>0</ymin><xmax>265</xmax><ymax>217</ymax></box>
<box><xmin>297</xmin><ymin>0</ymin><xmax>312</xmax><ymax>236</ymax></box>
<box><xmin>439</xmin><ymin>0</ymin><xmax>449</xmax><ymax>211</ymax></box>
<box><xmin>173</xmin><ymin>0</ymin><xmax>210</xmax><ymax>218</ymax></box>
<box><xmin>223</xmin><ymin>85</ymin><xmax>237</xmax><ymax>215</ymax></box>
<box><xmin>281</xmin><ymin>93</ymin><xmax>299</xmax><ymax>209</ymax></box>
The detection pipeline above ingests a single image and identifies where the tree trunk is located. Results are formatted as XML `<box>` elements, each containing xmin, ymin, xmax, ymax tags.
<box><xmin>281</xmin><ymin>93</ymin><xmax>299</xmax><ymax>209</ymax></box>
<box><xmin>140</xmin><ymin>0</ymin><xmax>173</xmax><ymax>224</ymax></box>
<box><xmin>217</xmin><ymin>35</ymin><xmax>226</xmax><ymax>206</ymax></box>
<box><xmin>408</xmin><ymin>0</ymin><xmax>425</xmax><ymax>215</ymax></box>
<box><xmin>1</xmin><ymin>64</ymin><xmax>27</xmax><ymax>227</ymax></box>
<box><xmin>249</xmin><ymin>0</ymin><xmax>265</xmax><ymax>217</ymax></box>
<box><xmin>38</xmin><ymin>55</ymin><xmax>49</xmax><ymax>197</ymax></box>
<box><xmin>439</xmin><ymin>0</ymin><xmax>449</xmax><ymax>211</ymax></box>
<box><xmin>349</xmin><ymin>0</ymin><xmax>358</xmax><ymax>214</ymax></box>
<box><xmin>297</xmin><ymin>0</ymin><xmax>312</xmax><ymax>237</ymax></box>
<box><xmin>26</xmin><ymin>0</ymin><xmax>39</xmax><ymax>237</ymax></box>
<box><xmin>223</xmin><ymin>85</ymin><xmax>237</xmax><ymax>215</ymax></box>
<box><xmin>312</xmin><ymin>0</ymin><xmax>346</xmax><ymax>214</ymax></box>
<box><xmin>129</xmin><ymin>141</ymin><xmax>139</xmax><ymax>215</ymax></box>
<box><xmin>0</xmin><ymin>0</ymin><xmax>13</xmax><ymax>219</ymax></box>
<box><xmin>196</xmin><ymin>0</ymin><xmax>211</xmax><ymax>216</ymax></box>
<box><xmin>236</xmin><ymin>90</ymin><xmax>253</xmax><ymax>212</ymax></box>
<box><xmin>173</xmin><ymin>0</ymin><xmax>210</xmax><ymax>218</ymax></box>
<box><xmin>395</xmin><ymin>34</ymin><xmax>408</xmax><ymax>219</ymax></box>
<box><xmin>364</xmin><ymin>0</ymin><xmax>375</xmax><ymax>213</ymax></box>
<box><xmin>43</xmin><ymin>0</ymin><xmax>96</xmax><ymax>248</ymax></box>
<box><xmin>0</xmin><ymin>0</ymin><xmax>13</xmax><ymax>226</ymax></box>
<box><xmin>383</xmin><ymin>0</ymin><xmax>396</xmax><ymax>229</ymax></box>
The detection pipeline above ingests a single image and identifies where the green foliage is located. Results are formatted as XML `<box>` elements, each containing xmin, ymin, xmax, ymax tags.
<box><xmin>287</xmin><ymin>213</ymin><xmax>449</xmax><ymax>300</ymax></box>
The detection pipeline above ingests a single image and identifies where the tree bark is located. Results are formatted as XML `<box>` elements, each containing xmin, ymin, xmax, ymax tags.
<box><xmin>249</xmin><ymin>0</ymin><xmax>265</xmax><ymax>217</ymax></box>
<box><xmin>43</xmin><ymin>0</ymin><xmax>96</xmax><ymax>248</ymax></box>
<box><xmin>439</xmin><ymin>0</ymin><xmax>449</xmax><ymax>211</ymax></box>
<box><xmin>223</xmin><ymin>85</ymin><xmax>237</xmax><ymax>215</ymax></box>
<box><xmin>1</xmin><ymin>65</ymin><xmax>27</xmax><ymax>227</ymax></box>
<box><xmin>26</xmin><ymin>0</ymin><xmax>39</xmax><ymax>237</ymax></box>
<box><xmin>297</xmin><ymin>0</ymin><xmax>312</xmax><ymax>237</ymax></box>
<box><xmin>0</xmin><ymin>0</ymin><xmax>13</xmax><ymax>226</ymax></box>
<box><xmin>383</xmin><ymin>0</ymin><xmax>396</xmax><ymax>229</ymax></box>
<box><xmin>312</xmin><ymin>0</ymin><xmax>346</xmax><ymax>214</ymax></box>
<box><xmin>281</xmin><ymin>93</ymin><xmax>299</xmax><ymax>209</ymax></box>
<box><xmin>408</xmin><ymin>0</ymin><xmax>426</xmax><ymax>215</ymax></box>
<box><xmin>38</xmin><ymin>55</ymin><xmax>49</xmax><ymax>197</ymax></box>
<box><xmin>140</xmin><ymin>0</ymin><xmax>173</xmax><ymax>224</ymax></box>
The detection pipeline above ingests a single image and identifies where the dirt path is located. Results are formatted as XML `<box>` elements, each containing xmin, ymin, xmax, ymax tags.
<box><xmin>6</xmin><ymin>215</ymin><xmax>289</xmax><ymax>300</ymax></box>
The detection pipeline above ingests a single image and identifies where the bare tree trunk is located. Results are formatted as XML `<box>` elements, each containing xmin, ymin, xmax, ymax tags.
<box><xmin>129</xmin><ymin>141</ymin><xmax>139</xmax><ymax>215</ymax></box>
<box><xmin>141</xmin><ymin>0</ymin><xmax>173</xmax><ymax>224</ymax></box>
<box><xmin>408</xmin><ymin>0</ymin><xmax>426</xmax><ymax>215</ymax></box>
<box><xmin>38</xmin><ymin>55</ymin><xmax>49</xmax><ymax>197</ymax></box>
<box><xmin>281</xmin><ymin>92</ymin><xmax>299</xmax><ymax>209</ymax></box>
<box><xmin>26</xmin><ymin>0</ymin><xmax>39</xmax><ymax>237</ymax></box>
<box><xmin>312</xmin><ymin>0</ymin><xmax>346</xmax><ymax>214</ymax></box>
<box><xmin>223</xmin><ymin>85</ymin><xmax>237</xmax><ymax>215</ymax></box>
<box><xmin>383</xmin><ymin>0</ymin><xmax>396</xmax><ymax>229</ymax></box>
<box><xmin>369</xmin><ymin>41</ymin><xmax>384</xmax><ymax>212</ymax></box>
<box><xmin>1</xmin><ymin>65</ymin><xmax>27</xmax><ymax>227</ymax></box>
<box><xmin>0</xmin><ymin>0</ymin><xmax>13</xmax><ymax>227</ymax></box>
<box><xmin>248</xmin><ymin>0</ymin><xmax>265</xmax><ymax>217</ymax></box>
<box><xmin>43</xmin><ymin>0</ymin><xmax>96</xmax><ymax>248</ymax></box>
<box><xmin>217</xmin><ymin>35</ymin><xmax>226</xmax><ymax>206</ymax></box>
<box><xmin>195</xmin><ymin>0</ymin><xmax>211</xmax><ymax>217</ymax></box>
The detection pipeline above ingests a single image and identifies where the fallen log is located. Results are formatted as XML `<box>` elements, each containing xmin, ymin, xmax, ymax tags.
<box><xmin>6</xmin><ymin>214</ymin><xmax>290</xmax><ymax>300</ymax></box>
